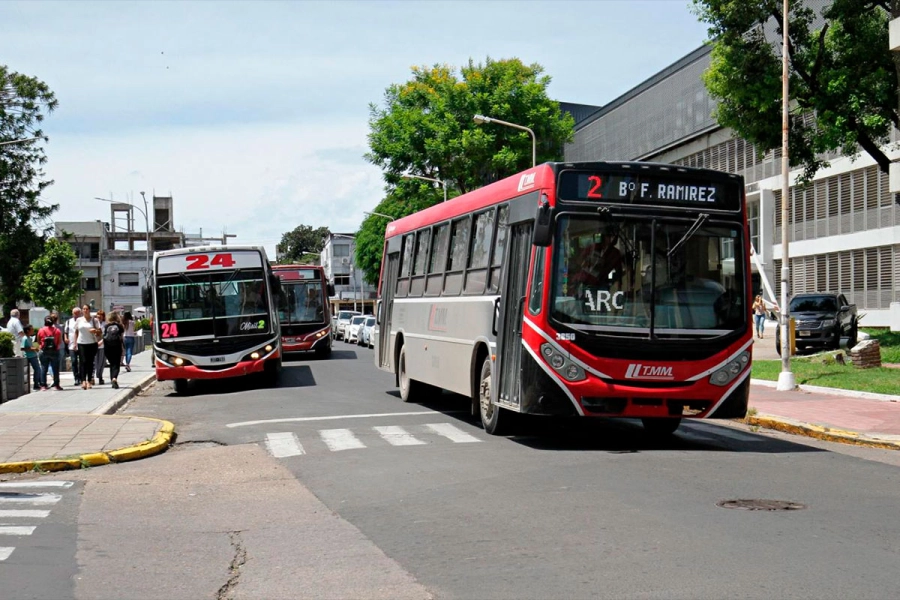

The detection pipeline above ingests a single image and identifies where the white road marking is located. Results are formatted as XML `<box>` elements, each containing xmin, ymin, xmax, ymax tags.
<box><xmin>0</xmin><ymin>547</ymin><xmax>13</xmax><ymax>561</ymax></box>
<box><xmin>320</xmin><ymin>429</ymin><xmax>366</xmax><ymax>452</ymax></box>
<box><xmin>0</xmin><ymin>526</ymin><xmax>36</xmax><ymax>536</ymax></box>
<box><xmin>264</xmin><ymin>432</ymin><xmax>305</xmax><ymax>458</ymax></box>
<box><xmin>0</xmin><ymin>493</ymin><xmax>61</xmax><ymax>505</ymax></box>
<box><xmin>227</xmin><ymin>411</ymin><xmax>442</xmax><ymax>428</ymax></box>
<box><xmin>374</xmin><ymin>426</ymin><xmax>426</xmax><ymax>446</ymax></box>
<box><xmin>0</xmin><ymin>510</ymin><xmax>50</xmax><ymax>518</ymax></box>
<box><xmin>0</xmin><ymin>481</ymin><xmax>73</xmax><ymax>489</ymax></box>
<box><xmin>424</xmin><ymin>423</ymin><xmax>481</xmax><ymax>444</ymax></box>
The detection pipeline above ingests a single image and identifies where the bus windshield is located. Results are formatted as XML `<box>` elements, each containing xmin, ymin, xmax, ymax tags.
<box><xmin>278</xmin><ymin>281</ymin><xmax>325</xmax><ymax>324</ymax></box>
<box><xmin>551</xmin><ymin>215</ymin><xmax>745</xmax><ymax>337</ymax></box>
<box><xmin>156</xmin><ymin>268</ymin><xmax>271</xmax><ymax>338</ymax></box>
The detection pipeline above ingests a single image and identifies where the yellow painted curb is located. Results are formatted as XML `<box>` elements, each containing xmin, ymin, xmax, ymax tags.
<box><xmin>748</xmin><ymin>415</ymin><xmax>900</xmax><ymax>451</ymax></box>
<box><xmin>0</xmin><ymin>418</ymin><xmax>176</xmax><ymax>474</ymax></box>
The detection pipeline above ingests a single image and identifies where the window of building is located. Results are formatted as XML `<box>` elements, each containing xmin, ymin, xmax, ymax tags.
<box><xmin>118</xmin><ymin>272</ymin><xmax>140</xmax><ymax>287</ymax></box>
<box><xmin>333</xmin><ymin>244</ymin><xmax>351</xmax><ymax>258</ymax></box>
<box><xmin>748</xmin><ymin>200</ymin><xmax>760</xmax><ymax>253</ymax></box>
<box><xmin>334</xmin><ymin>275</ymin><xmax>350</xmax><ymax>286</ymax></box>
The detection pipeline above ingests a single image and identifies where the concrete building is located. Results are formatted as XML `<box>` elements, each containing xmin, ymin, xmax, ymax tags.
<box><xmin>320</xmin><ymin>233</ymin><xmax>375</xmax><ymax>315</ymax></box>
<box><xmin>566</xmin><ymin>11</ymin><xmax>900</xmax><ymax>327</ymax></box>
<box><xmin>54</xmin><ymin>220</ymin><xmax>107</xmax><ymax>311</ymax></box>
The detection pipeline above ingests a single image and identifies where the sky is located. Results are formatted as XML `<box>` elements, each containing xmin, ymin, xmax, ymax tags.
<box><xmin>1</xmin><ymin>0</ymin><xmax>711</xmax><ymax>258</ymax></box>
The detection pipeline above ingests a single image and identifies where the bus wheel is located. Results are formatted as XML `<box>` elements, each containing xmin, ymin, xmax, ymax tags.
<box><xmin>398</xmin><ymin>344</ymin><xmax>425</xmax><ymax>402</ymax></box>
<box><xmin>641</xmin><ymin>417</ymin><xmax>681</xmax><ymax>436</ymax></box>
<box><xmin>264</xmin><ymin>359</ymin><xmax>281</xmax><ymax>387</ymax></box>
<box><xmin>479</xmin><ymin>357</ymin><xmax>511</xmax><ymax>435</ymax></box>
<box><xmin>316</xmin><ymin>344</ymin><xmax>332</xmax><ymax>359</ymax></box>
<box><xmin>173</xmin><ymin>379</ymin><xmax>188</xmax><ymax>395</ymax></box>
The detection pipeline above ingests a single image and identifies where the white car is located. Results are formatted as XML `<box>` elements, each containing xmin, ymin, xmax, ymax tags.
<box><xmin>344</xmin><ymin>315</ymin><xmax>367</xmax><ymax>344</ymax></box>
<box><xmin>333</xmin><ymin>310</ymin><xmax>361</xmax><ymax>340</ymax></box>
<box><xmin>358</xmin><ymin>316</ymin><xmax>376</xmax><ymax>348</ymax></box>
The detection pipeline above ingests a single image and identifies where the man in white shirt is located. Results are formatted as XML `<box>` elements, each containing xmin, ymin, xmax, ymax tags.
<box><xmin>6</xmin><ymin>309</ymin><xmax>24</xmax><ymax>357</ymax></box>
<box><xmin>65</xmin><ymin>306</ymin><xmax>83</xmax><ymax>385</ymax></box>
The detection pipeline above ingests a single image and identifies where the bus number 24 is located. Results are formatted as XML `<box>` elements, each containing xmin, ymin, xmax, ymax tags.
<box><xmin>161</xmin><ymin>323</ymin><xmax>180</xmax><ymax>338</ymax></box>
<box><xmin>185</xmin><ymin>253</ymin><xmax>236</xmax><ymax>270</ymax></box>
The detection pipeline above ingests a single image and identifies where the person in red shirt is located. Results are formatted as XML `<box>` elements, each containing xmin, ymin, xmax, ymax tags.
<box><xmin>37</xmin><ymin>317</ymin><xmax>64</xmax><ymax>391</ymax></box>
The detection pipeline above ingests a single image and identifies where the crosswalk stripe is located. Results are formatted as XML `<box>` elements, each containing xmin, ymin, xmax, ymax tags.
<box><xmin>374</xmin><ymin>426</ymin><xmax>426</xmax><ymax>446</ymax></box>
<box><xmin>0</xmin><ymin>481</ymin><xmax>73</xmax><ymax>489</ymax></box>
<box><xmin>265</xmin><ymin>432</ymin><xmax>305</xmax><ymax>458</ymax></box>
<box><xmin>0</xmin><ymin>510</ymin><xmax>51</xmax><ymax>518</ymax></box>
<box><xmin>424</xmin><ymin>423</ymin><xmax>481</xmax><ymax>444</ymax></box>
<box><xmin>320</xmin><ymin>429</ymin><xmax>365</xmax><ymax>452</ymax></box>
<box><xmin>0</xmin><ymin>526</ymin><xmax>36</xmax><ymax>536</ymax></box>
<box><xmin>0</xmin><ymin>547</ymin><xmax>13</xmax><ymax>561</ymax></box>
<box><xmin>0</xmin><ymin>493</ymin><xmax>62</xmax><ymax>505</ymax></box>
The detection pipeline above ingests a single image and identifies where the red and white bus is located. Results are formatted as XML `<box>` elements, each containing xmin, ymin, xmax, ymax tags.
<box><xmin>147</xmin><ymin>246</ymin><xmax>283</xmax><ymax>394</ymax></box>
<box><xmin>272</xmin><ymin>264</ymin><xmax>334</xmax><ymax>357</ymax></box>
<box><xmin>374</xmin><ymin>162</ymin><xmax>751</xmax><ymax>435</ymax></box>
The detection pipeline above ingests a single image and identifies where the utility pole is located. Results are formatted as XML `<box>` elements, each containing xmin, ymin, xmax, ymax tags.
<box><xmin>777</xmin><ymin>0</ymin><xmax>796</xmax><ymax>391</ymax></box>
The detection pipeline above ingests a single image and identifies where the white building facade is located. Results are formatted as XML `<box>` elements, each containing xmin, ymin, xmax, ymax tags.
<box><xmin>320</xmin><ymin>233</ymin><xmax>375</xmax><ymax>314</ymax></box>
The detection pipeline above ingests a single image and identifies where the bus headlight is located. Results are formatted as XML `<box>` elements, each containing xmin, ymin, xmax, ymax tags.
<box><xmin>264</xmin><ymin>345</ymin><xmax>273</xmax><ymax>352</ymax></box>
<box><xmin>709</xmin><ymin>352</ymin><xmax>750</xmax><ymax>387</ymax></box>
<box><xmin>250</xmin><ymin>352</ymin><xmax>260</xmax><ymax>360</ymax></box>
<box><xmin>540</xmin><ymin>343</ymin><xmax>586</xmax><ymax>382</ymax></box>
<box><xmin>174</xmin><ymin>357</ymin><xmax>184</xmax><ymax>366</ymax></box>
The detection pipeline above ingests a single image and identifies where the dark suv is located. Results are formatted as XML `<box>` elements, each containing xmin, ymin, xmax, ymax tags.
<box><xmin>775</xmin><ymin>293</ymin><xmax>858</xmax><ymax>354</ymax></box>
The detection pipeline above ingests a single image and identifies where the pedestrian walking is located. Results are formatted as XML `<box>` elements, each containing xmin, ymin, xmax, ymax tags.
<box><xmin>74</xmin><ymin>305</ymin><xmax>101</xmax><ymax>390</ymax></box>
<box><xmin>103</xmin><ymin>312</ymin><xmax>125</xmax><ymax>389</ymax></box>
<box><xmin>122</xmin><ymin>311</ymin><xmax>136</xmax><ymax>372</ymax></box>
<box><xmin>94</xmin><ymin>309</ymin><xmax>107</xmax><ymax>385</ymax></box>
<box><xmin>752</xmin><ymin>295</ymin><xmax>766</xmax><ymax>339</ymax></box>
<box><xmin>65</xmin><ymin>306</ymin><xmax>83</xmax><ymax>385</ymax></box>
<box><xmin>37</xmin><ymin>317</ymin><xmax>63</xmax><ymax>390</ymax></box>
<box><xmin>50</xmin><ymin>312</ymin><xmax>66</xmax><ymax>383</ymax></box>
<box><xmin>22</xmin><ymin>324</ymin><xmax>45</xmax><ymax>391</ymax></box>
<box><xmin>6</xmin><ymin>309</ymin><xmax>24</xmax><ymax>357</ymax></box>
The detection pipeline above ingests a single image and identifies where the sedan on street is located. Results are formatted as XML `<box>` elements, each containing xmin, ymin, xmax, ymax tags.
<box><xmin>344</xmin><ymin>315</ymin><xmax>368</xmax><ymax>344</ymax></box>
<box><xmin>358</xmin><ymin>316</ymin><xmax>376</xmax><ymax>348</ymax></box>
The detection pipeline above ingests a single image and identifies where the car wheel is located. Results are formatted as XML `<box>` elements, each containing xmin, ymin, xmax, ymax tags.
<box><xmin>641</xmin><ymin>417</ymin><xmax>681</xmax><ymax>436</ymax></box>
<box><xmin>479</xmin><ymin>356</ymin><xmax>515</xmax><ymax>435</ymax></box>
<box><xmin>847</xmin><ymin>321</ymin><xmax>858</xmax><ymax>350</ymax></box>
<box><xmin>173</xmin><ymin>379</ymin><xmax>188</xmax><ymax>395</ymax></box>
<box><xmin>398</xmin><ymin>344</ymin><xmax>426</xmax><ymax>403</ymax></box>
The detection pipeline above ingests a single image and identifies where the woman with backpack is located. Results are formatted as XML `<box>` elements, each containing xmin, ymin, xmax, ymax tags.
<box><xmin>103</xmin><ymin>312</ymin><xmax>125</xmax><ymax>389</ymax></box>
<box><xmin>37</xmin><ymin>317</ymin><xmax>63</xmax><ymax>391</ymax></box>
<box><xmin>94</xmin><ymin>310</ymin><xmax>107</xmax><ymax>386</ymax></box>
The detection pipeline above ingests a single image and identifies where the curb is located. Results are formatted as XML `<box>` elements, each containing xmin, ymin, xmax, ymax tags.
<box><xmin>751</xmin><ymin>378</ymin><xmax>900</xmax><ymax>402</ymax></box>
<box><xmin>91</xmin><ymin>372</ymin><xmax>158</xmax><ymax>415</ymax></box>
<box><xmin>747</xmin><ymin>413</ymin><xmax>900</xmax><ymax>451</ymax></box>
<box><xmin>0</xmin><ymin>417</ymin><xmax>176</xmax><ymax>474</ymax></box>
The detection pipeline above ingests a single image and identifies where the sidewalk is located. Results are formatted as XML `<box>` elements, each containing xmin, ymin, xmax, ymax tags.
<box><xmin>749</xmin><ymin>329</ymin><xmax>900</xmax><ymax>450</ymax></box>
<box><xmin>0</xmin><ymin>351</ymin><xmax>173</xmax><ymax>474</ymax></box>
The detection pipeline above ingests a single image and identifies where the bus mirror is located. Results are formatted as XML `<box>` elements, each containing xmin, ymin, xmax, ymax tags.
<box><xmin>532</xmin><ymin>200</ymin><xmax>553</xmax><ymax>247</ymax></box>
<box><xmin>376</xmin><ymin>300</ymin><xmax>382</xmax><ymax>325</ymax></box>
<box><xmin>327</xmin><ymin>282</ymin><xmax>335</xmax><ymax>297</ymax></box>
<box><xmin>269</xmin><ymin>274</ymin><xmax>282</xmax><ymax>295</ymax></box>
<box><xmin>141</xmin><ymin>285</ymin><xmax>152</xmax><ymax>307</ymax></box>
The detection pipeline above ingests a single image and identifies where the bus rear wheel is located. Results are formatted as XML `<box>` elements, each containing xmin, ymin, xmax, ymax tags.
<box><xmin>641</xmin><ymin>417</ymin><xmax>681</xmax><ymax>436</ymax></box>
<box><xmin>479</xmin><ymin>357</ymin><xmax>513</xmax><ymax>435</ymax></box>
<box><xmin>173</xmin><ymin>379</ymin><xmax>188</xmax><ymax>395</ymax></box>
<box><xmin>398</xmin><ymin>344</ymin><xmax>426</xmax><ymax>403</ymax></box>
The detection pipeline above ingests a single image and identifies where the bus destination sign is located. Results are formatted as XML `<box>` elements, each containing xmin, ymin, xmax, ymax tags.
<box><xmin>557</xmin><ymin>171</ymin><xmax>739</xmax><ymax>211</ymax></box>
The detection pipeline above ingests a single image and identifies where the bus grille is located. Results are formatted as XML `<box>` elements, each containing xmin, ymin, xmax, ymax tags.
<box><xmin>581</xmin><ymin>397</ymin><xmax>712</xmax><ymax>416</ymax></box>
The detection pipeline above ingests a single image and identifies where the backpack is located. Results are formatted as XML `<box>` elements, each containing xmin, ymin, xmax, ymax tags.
<box><xmin>103</xmin><ymin>323</ymin><xmax>122</xmax><ymax>345</ymax></box>
<box><xmin>41</xmin><ymin>330</ymin><xmax>57</xmax><ymax>353</ymax></box>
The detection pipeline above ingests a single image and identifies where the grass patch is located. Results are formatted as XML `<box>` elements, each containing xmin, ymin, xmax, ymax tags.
<box><xmin>861</xmin><ymin>328</ymin><xmax>900</xmax><ymax>363</ymax></box>
<box><xmin>752</xmin><ymin>354</ymin><xmax>900</xmax><ymax>395</ymax></box>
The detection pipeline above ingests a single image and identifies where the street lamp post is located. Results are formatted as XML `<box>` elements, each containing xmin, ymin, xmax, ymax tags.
<box><xmin>95</xmin><ymin>194</ymin><xmax>151</xmax><ymax>280</ymax></box>
<box><xmin>364</xmin><ymin>211</ymin><xmax>397</xmax><ymax>221</ymax></box>
<box><xmin>473</xmin><ymin>114</ymin><xmax>536</xmax><ymax>168</ymax></box>
<box><xmin>777</xmin><ymin>0</ymin><xmax>795</xmax><ymax>391</ymax></box>
<box><xmin>0</xmin><ymin>137</ymin><xmax>40</xmax><ymax>147</ymax></box>
<box><xmin>402</xmin><ymin>174</ymin><xmax>447</xmax><ymax>202</ymax></box>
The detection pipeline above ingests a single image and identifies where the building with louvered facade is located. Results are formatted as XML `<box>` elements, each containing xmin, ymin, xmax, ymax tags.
<box><xmin>565</xmin><ymin>12</ymin><xmax>900</xmax><ymax>327</ymax></box>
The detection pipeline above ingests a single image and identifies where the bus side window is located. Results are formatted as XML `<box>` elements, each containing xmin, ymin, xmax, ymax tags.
<box><xmin>410</xmin><ymin>229</ymin><xmax>430</xmax><ymax>297</ymax></box>
<box><xmin>528</xmin><ymin>247</ymin><xmax>546</xmax><ymax>315</ymax></box>
<box><xmin>396</xmin><ymin>233</ymin><xmax>415</xmax><ymax>298</ymax></box>
<box><xmin>488</xmin><ymin>205</ymin><xmax>509</xmax><ymax>293</ymax></box>
<box><xmin>464</xmin><ymin>209</ymin><xmax>494</xmax><ymax>295</ymax></box>
<box><xmin>444</xmin><ymin>217</ymin><xmax>470</xmax><ymax>296</ymax></box>
<box><xmin>426</xmin><ymin>224</ymin><xmax>449</xmax><ymax>296</ymax></box>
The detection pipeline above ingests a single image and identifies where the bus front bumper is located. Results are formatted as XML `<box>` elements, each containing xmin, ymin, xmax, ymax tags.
<box><xmin>282</xmin><ymin>329</ymin><xmax>330</xmax><ymax>352</ymax></box>
<box><xmin>156</xmin><ymin>356</ymin><xmax>274</xmax><ymax>381</ymax></box>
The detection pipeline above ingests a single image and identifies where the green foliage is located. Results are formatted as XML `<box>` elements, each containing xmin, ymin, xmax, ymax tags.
<box><xmin>21</xmin><ymin>237</ymin><xmax>81</xmax><ymax>312</ymax></box>
<box><xmin>134</xmin><ymin>317</ymin><xmax>151</xmax><ymax>331</ymax></box>
<box><xmin>693</xmin><ymin>0</ymin><xmax>897</xmax><ymax>182</ymax></box>
<box><xmin>277</xmin><ymin>225</ymin><xmax>331</xmax><ymax>264</ymax></box>
<box><xmin>0</xmin><ymin>65</ymin><xmax>58</xmax><ymax>309</ymax></box>
<box><xmin>0</xmin><ymin>331</ymin><xmax>14</xmax><ymax>358</ymax></box>
<box><xmin>359</xmin><ymin>57</ymin><xmax>575</xmax><ymax>282</ymax></box>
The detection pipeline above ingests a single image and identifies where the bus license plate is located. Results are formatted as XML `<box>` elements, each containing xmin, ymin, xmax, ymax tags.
<box><xmin>210</xmin><ymin>356</ymin><xmax>226</xmax><ymax>363</ymax></box>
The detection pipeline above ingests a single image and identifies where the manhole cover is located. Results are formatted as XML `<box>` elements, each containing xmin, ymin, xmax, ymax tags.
<box><xmin>717</xmin><ymin>499</ymin><xmax>806</xmax><ymax>511</ymax></box>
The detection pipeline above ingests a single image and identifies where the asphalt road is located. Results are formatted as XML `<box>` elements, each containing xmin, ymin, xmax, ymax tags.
<box><xmin>5</xmin><ymin>343</ymin><xmax>900</xmax><ymax>599</ymax></box>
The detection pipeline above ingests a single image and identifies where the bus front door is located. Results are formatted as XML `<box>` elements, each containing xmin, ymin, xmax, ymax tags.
<box><xmin>378</xmin><ymin>251</ymin><xmax>400</xmax><ymax>371</ymax></box>
<box><xmin>494</xmin><ymin>222</ymin><xmax>533</xmax><ymax>409</ymax></box>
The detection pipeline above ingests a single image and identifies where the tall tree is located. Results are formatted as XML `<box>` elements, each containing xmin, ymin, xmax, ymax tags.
<box><xmin>693</xmin><ymin>0</ymin><xmax>898</xmax><ymax>182</ymax></box>
<box><xmin>0</xmin><ymin>65</ymin><xmax>58</xmax><ymax>310</ymax></box>
<box><xmin>276</xmin><ymin>224</ymin><xmax>331</xmax><ymax>264</ymax></box>
<box><xmin>360</xmin><ymin>57</ymin><xmax>574</xmax><ymax>281</ymax></box>
<box><xmin>21</xmin><ymin>237</ymin><xmax>82</xmax><ymax>312</ymax></box>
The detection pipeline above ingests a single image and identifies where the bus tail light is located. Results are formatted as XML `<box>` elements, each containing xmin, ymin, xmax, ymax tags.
<box><xmin>709</xmin><ymin>352</ymin><xmax>750</xmax><ymax>387</ymax></box>
<box><xmin>540</xmin><ymin>343</ymin><xmax>586</xmax><ymax>382</ymax></box>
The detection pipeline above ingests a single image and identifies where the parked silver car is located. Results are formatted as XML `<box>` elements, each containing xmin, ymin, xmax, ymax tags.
<box><xmin>358</xmin><ymin>316</ymin><xmax>376</xmax><ymax>348</ymax></box>
<box><xmin>333</xmin><ymin>310</ymin><xmax>361</xmax><ymax>341</ymax></box>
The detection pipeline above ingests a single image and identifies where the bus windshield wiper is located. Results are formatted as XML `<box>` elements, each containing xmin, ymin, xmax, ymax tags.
<box><xmin>667</xmin><ymin>213</ymin><xmax>708</xmax><ymax>257</ymax></box>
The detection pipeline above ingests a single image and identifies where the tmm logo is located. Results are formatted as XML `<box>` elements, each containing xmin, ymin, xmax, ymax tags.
<box><xmin>625</xmin><ymin>363</ymin><xmax>674</xmax><ymax>379</ymax></box>
<box><xmin>517</xmin><ymin>173</ymin><xmax>536</xmax><ymax>192</ymax></box>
